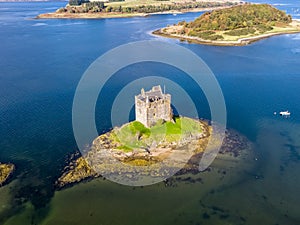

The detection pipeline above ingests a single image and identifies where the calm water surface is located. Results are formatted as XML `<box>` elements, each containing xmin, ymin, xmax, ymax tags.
<box><xmin>0</xmin><ymin>1</ymin><xmax>300</xmax><ymax>224</ymax></box>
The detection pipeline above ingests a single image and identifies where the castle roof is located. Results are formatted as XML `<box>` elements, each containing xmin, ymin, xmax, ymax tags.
<box><xmin>137</xmin><ymin>85</ymin><xmax>166</xmax><ymax>102</ymax></box>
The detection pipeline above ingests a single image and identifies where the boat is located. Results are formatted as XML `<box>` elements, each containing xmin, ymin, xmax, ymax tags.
<box><xmin>279</xmin><ymin>111</ymin><xmax>291</xmax><ymax>116</ymax></box>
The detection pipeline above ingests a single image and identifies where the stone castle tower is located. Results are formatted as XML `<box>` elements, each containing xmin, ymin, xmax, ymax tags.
<box><xmin>135</xmin><ymin>85</ymin><xmax>173</xmax><ymax>127</ymax></box>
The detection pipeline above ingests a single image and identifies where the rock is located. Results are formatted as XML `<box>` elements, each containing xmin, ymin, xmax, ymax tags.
<box><xmin>0</xmin><ymin>163</ymin><xmax>15</xmax><ymax>186</ymax></box>
<box><xmin>56</xmin><ymin>156</ymin><xmax>98</xmax><ymax>189</ymax></box>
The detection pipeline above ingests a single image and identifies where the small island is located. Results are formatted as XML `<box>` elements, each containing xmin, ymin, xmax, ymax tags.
<box><xmin>37</xmin><ymin>0</ymin><xmax>241</xmax><ymax>19</ymax></box>
<box><xmin>56</xmin><ymin>86</ymin><xmax>251</xmax><ymax>188</ymax></box>
<box><xmin>0</xmin><ymin>163</ymin><xmax>15</xmax><ymax>186</ymax></box>
<box><xmin>153</xmin><ymin>3</ymin><xmax>300</xmax><ymax>46</ymax></box>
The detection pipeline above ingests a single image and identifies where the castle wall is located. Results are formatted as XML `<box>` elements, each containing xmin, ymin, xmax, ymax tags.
<box><xmin>135</xmin><ymin>96</ymin><xmax>148</xmax><ymax>127</ymax></box>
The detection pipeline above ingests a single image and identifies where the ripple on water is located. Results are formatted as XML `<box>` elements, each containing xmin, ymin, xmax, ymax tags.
<box><xmin>32</xmin><ymin>23</ymin><xmax>48</xmax><ymax>27</ymax></box>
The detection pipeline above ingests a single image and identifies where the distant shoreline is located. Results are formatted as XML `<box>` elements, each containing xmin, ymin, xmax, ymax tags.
<box><xmin>36</xmin><ymin>5</ymin><xmax>237</xmax><ymax>20</ymax></box>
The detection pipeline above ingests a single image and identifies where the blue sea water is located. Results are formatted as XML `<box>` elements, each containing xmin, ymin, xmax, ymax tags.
<box><xmin>1</xmin><ymin>0</ymin><xmax>300</xmax><ymax>224</ymax></box>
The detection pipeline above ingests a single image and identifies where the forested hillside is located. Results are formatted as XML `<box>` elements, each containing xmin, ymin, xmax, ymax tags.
<box><xmin>178</xmin><ymin>4</ymin><xmax>293</xmax><ymax>40</ymax></box>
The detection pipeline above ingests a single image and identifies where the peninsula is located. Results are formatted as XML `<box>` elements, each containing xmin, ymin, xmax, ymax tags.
<box><xmin>37</xmin><ymin>0</ymin><xmax>241</xmax><ymax>19</ymax></box>
<box><xmin>56</xmin><ymin>86</ymin><xmax>251</xmax><ymax>188</ymax></box>
<box><xmin>153</xmin><ymin>3</ymin><xmax>300</xmax><ymax>46</ymax></box>
<box><xmin>0</xmin><ymin>163</ymin><xmax>15</xmax><ymax>186</ymax></box>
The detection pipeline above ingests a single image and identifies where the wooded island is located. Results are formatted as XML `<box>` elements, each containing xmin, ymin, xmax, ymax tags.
<box><xmin>153</xmin><ymin>3</ymin><xmax>300</xmax><ymax>46</ymax></box>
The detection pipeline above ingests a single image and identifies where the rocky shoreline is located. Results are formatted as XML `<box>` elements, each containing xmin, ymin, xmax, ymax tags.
<box><xmin>0</xmin><ymin>163</ymin><xmax>15</xmax><ymax>186</ymax></box>
<box><xmin>56</xmin><ymin>119</ymin><xmax>252</xmax><ymax>189</ymax></box>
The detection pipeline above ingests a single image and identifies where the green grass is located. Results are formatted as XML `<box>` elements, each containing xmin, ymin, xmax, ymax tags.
<box><xmin>130</xmin><ymin>121</ymin><xmax>151</xmax><ymax>136</ymax></box>
<box><xmin>112</xmin><ymin>117</ymin><xmax>202</xmax><ymax>152</ymax></box>
<box><xmin>117</xmin><ymin>145</ymin><xmax>133</xmax><ymax>152</ymax></box>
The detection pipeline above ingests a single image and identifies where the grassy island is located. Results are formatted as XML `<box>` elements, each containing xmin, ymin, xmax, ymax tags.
<box><xmin>55</xmin><ymin>116</ymin><xmax>252</xmax><ymax>189</ymax></box>
<box><xmin>56</xmin><ymin>116</ymin><xmax>210</xmax><ymax>188</ymax></box>
<box><xmin>153</xmin><ymin>3</ymin><xmax>300</xmax><ymax>46</ymax></box>
<box><xmin>37</xmin><ymin>0</ymin><xmax>240</xmax><ymax>19</ymax></box>
<box><xmin>0</xmin><ymin>163</ymin><xmax>15</xmax><ymax>186</ymax></box>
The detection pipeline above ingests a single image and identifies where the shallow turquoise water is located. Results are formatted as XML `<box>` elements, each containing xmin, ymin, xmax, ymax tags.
<box><xmin>0</xmin><ymin>1</ymin><xmax>300</xmax><ymax>224</ymax></box>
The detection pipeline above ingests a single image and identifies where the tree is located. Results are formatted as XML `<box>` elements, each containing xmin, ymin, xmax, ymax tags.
<box><xmin>69</xmin><ymin>0</ymin><xmax>90</xmax><ymax>6</ymax></box>
<box><xmin>69</xmin><ymin>0</ymin><xmax>82</xmax><ymax>6</ymax></box>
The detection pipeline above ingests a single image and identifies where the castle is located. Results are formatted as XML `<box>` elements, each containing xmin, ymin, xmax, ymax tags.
<box><xmin>135</xmin><ymin>85</ymin><xmax>173</xmax><ymax>127</ymax></box>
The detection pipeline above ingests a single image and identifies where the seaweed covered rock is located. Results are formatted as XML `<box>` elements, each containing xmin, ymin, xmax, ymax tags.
<box><xmin>0</xmin><ymin>163</ymin><xmax>15</xmax><ymax>186</ymax></box>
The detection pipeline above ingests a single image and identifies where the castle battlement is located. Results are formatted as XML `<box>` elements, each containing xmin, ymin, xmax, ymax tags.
<box><xmin>135</xmin><ymin>85</ymin><xmax>173</xmax><ymax>127</ymax></box>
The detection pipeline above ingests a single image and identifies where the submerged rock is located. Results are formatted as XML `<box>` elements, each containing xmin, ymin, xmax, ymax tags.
<box><xmin>0</xmin><ymin>163</ymin><xmax>15</xmax><ymax>186</ymax></box>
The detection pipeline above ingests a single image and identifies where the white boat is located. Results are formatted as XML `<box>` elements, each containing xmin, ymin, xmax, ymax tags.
<box><xmin>279</xmin><ymin>111</ymin><xmax>291</xmax><ymax>116</ymax></box>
